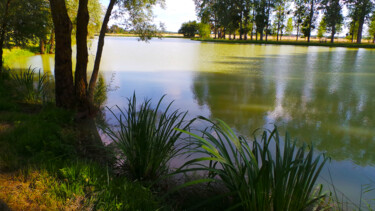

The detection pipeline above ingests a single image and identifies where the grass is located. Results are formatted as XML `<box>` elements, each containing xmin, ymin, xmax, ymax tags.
<box><xmin>176</xmin><ymin>117</ymin><xmax>328</xmax><ymax>210</ymax></box>
<box><xmin>0</xmin><ymin>70</ymin><xmax>161</xmax><ymax>210</ymax></box>
<box><xmin>104</xmin><ymin>93</ymin><xmax>194</xmax><ymax>182</ymax></box>
<box><xmin>11</xmin><ymin>67</ymin><xmax>53</xmax><ymax>104</ymax></box>
<box><xmin>3</xmin><ymin>48</ymin><xmax>34</xmax><ymax>67</ymax></box>
<box><xmin>194</xmin><ymin>38</ymin><xmax>375</xmax><ymax>49</ymax></box>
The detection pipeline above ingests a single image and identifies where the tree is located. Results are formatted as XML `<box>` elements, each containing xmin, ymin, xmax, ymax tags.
<box><xmin>293</xmin><ymin>0</ymin><xmax>306</xmax><ymax>41</ymax></box>
<box><xmin>49</xmin><ymin>0</ymin><xmax>164</xmax><ymax>111</ymax></box>
<box><xmin>198</xmin><ymin>22</ymin><xmax>211</xmax><ymax>38</ymax></box>
<box><xmin>306</xmin><ymin>0</ymin><xmax>321</xmax><ymax>42</ymax></box>
<box><xmin>346</xmin><ymin>0</ymin><xmax>374</xmax><ymax>43</ymax></box>
<box><xmin>321</xmin><ymin>0</ymin><xmax>343</xmax><ymax>43</ymax></box>
<box><xmin>369</xmin><ymin>12</ymin><xmax>375</xmax><ymax>43</ymax></box>
<box><xmin>178</xmin><ymin>21</ymin><xmax>199</xmax><ymax>38</ymax></box>
<box><xmin>317</xmin><ymin>17</ymin><xmax>327</xmax><ymax>39</ymax></box>
<box><xmin>0</xmin><ymin>0</ymin><xmax>50</xmax><ymax>70</ymax></box>
<box><xmin>274</xmin><ymin>0</ymin><xmax>289</xmax><ymax>41</ymax></box>
<box><xmin>285</xmin><ymin>17</ymin><xmax>293</xmax><ymax>36</ymax></box>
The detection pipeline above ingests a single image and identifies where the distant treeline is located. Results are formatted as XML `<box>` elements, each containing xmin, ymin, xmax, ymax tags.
<box><xmin>187</xmin><ymin>0</ymin><xmax>375</xmax><ymax>44</ymax></box>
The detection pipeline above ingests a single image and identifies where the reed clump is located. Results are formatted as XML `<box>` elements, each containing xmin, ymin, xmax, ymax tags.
<box><xmin>177</xmin><ymin>117</ymin><xmax>328</xmax><ymax>210</ymax></box>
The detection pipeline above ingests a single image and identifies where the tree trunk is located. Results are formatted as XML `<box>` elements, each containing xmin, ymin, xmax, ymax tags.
<box><xmin>40</xmin><ymin>39</ymin><xmax>46</xmax><ymax>54</ymax></box>
<box><xmin>75</xmin><ymin>0</ymin><xmax>90</xmax><ymax>112</ymax></box>
<box><xmin>49</xmin><ymin>30</ymin><xmax>55</xmax><ymax>54</ymax></box>
<box><xmin>308</xmin><ymin>0</ymin><xmax>314</xmax><ymax>42</ymax></box>
<box><xmin>357</xmin><ymin>16</ymin><xmax>365</xmax><ymax>44</ymax></box>
<box><xmin>277</xmin><ymin>23</ymin><xmax>280</xmax><ymax>41</ymax></box>
<box><xmin>296</xmin><ymin>25</ymin><xmax>299</xmax><ymax>41</ymax></box>
<box><xmin>330</xmin><ymin>25</ymin><xmax>336</xmax><ymax>43</ymax></box>
<box><xmin>88</xmin><ymin>0</ymin><xmax>116</xmax><ymax>103</ymax></box>
<box><xmin>49</xmin><ymin>0</ymin><xmax>75</xmax><ymax>109</ymax></box>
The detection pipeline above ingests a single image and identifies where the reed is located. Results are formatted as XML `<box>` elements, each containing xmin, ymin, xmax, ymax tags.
<box><xmin>11</xmin><ymin>67</ymin><xmax>51</xmax><ymax>104</ymax></box>
<box><xmin>177</xmin><ymin>117</ymin><xmax>328</xmax><ymax>210</ymax></box>
<box><xmin>104</xmin><ymin>94</ymin><xmax>194</xmax><ymax>181</ymax></box>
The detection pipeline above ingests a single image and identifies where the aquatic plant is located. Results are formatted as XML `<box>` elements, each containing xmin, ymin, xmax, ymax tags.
<box><xmin>11</xmin><ymin>67</ymin><xmax>52</xmax><ymax>104</ymax></box>
<box><xmin>177</xmin><ymin>117</ymin><xmax>328</xmax><ymax>210</ymax></box>
<box><xmin>104</xmin><ymin>94</ymin><xmax>194</xmax><ymax>181</ymax></box>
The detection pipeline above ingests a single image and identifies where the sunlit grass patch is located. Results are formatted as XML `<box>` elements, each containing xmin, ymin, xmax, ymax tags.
<box><xmin>3</xmin><ymin>48</ymin><xmax>34</xmax><ymax>67</ymax></box>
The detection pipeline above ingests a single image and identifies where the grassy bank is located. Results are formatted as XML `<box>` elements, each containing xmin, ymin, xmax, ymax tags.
<box><xmin>0</xmin><ymin>70</ymin><xmax>161</xmax><ymax>210</ymax></box>
<box><xmin>194</xmin><ymin>38</ymin><xmax>375</xmax><ymax>49</ymax></box>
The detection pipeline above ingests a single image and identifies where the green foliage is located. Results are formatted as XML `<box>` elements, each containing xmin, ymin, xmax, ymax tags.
<box><xmin>104</xmin><ymin>94</ymin><xmax>194</xmax><ymax>181</ymax></box>
<box><xmin>11</xmin><ymin>68</ymin><xmax>53</xmax><ymax>104</ymax></box>
<box><xmin>66</xmin><ymin>0</ymin><xmax>103</xmax><ymax>38</ymax></box>
<box><xmin>93</xmin><ymin>75</ymin><xmax>107</xmax><ymax>108</ymax></box>
<box><xmin>107</xmin><ymin>25</ymin><xmax>127</xmax><ymax>34</ymax></box>
<box><xmin>198</xmin><ymin>23</ymin><xmax>211</xmax><ymax>39</ymax></box>
<box><xmin>285</xmin><ymin>17</ymin><xmax>294</xmax><ymax>36</ymax></box>
<box><xmin>317</xmin><ymin>18</ymin><xmax>327</xmax><ymax>39</ymax></box>
<box><xmin>368</xmin><ymin>13</ymin><xmax>375</xmax><ymax>41</ymax></box>
<box><xmin>177</xmin><ymin>117</ymin><xmax>328</xmax><ymax>210</ymax></box>
<box><xmin>178</xmin><ymin>21</ymin><xmax>199</xmax><ymax>38</ymax></box>
<box><xmin>0</xmin><ymin>0</ymin><xmax>51</xmax><ymax>47</ymax></box>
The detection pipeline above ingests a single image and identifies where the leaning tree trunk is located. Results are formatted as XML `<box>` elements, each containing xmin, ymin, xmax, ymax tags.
<box><xmin>75</xmin><ymin>0</ymin><xmax>90</xmax><ymax>112</ymax></box>
<box><xmin>88</xmin><ymin>0</ymin><xmax>117</xmax><ymax>103</ymax></box>
<box><xmin>49</xmin><ymin>0</ymin><xmax>75</xmax><ymax>109</ymax></box>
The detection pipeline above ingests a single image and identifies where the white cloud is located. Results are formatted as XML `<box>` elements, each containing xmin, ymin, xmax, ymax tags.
<box><xmin>153</xmin><ymin>0</ymin><xmax>197</xmax><ymax>32</ymax></box>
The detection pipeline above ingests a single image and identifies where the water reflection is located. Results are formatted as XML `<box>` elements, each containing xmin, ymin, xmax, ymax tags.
<box><xmin>192</xmin><ymin>46</ymin><xmax>375</xmax><ymax>166</ymax></box>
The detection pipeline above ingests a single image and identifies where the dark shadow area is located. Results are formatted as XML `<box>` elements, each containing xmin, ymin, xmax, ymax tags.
<box><xmin>0</xmin><ymin>199</ymin><xmax>11</xmax><ymax>211</ymax></box>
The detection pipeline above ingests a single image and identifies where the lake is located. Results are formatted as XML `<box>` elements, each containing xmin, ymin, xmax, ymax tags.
<box><xmin>10</xmin><ymin>37</ymin><xmax>375</xmax><ymax>206</ymax></box>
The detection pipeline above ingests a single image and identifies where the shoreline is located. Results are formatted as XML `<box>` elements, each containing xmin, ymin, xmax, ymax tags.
<box><xmin>192</xmin><ymin>38</ymin><xmax>375</xmax><ymax>49</ymax></box>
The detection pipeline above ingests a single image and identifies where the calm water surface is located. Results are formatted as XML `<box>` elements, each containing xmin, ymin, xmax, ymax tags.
<box><xmin>11</xmin><ymin>37</ymin><xmax>375</xmax><ymax>206</ymax></box>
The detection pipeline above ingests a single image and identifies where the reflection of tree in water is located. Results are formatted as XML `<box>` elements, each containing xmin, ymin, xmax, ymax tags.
<box><xmin>192</xmin><ymin>48</ymin><xmax>375</xmax><ymax>166</ymax></box>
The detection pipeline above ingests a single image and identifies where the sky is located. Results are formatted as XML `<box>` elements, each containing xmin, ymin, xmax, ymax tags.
<box><xmin>100</xmin><ymin>0</ymin><xmax>198</xmax><ymax>32</ymax></box>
